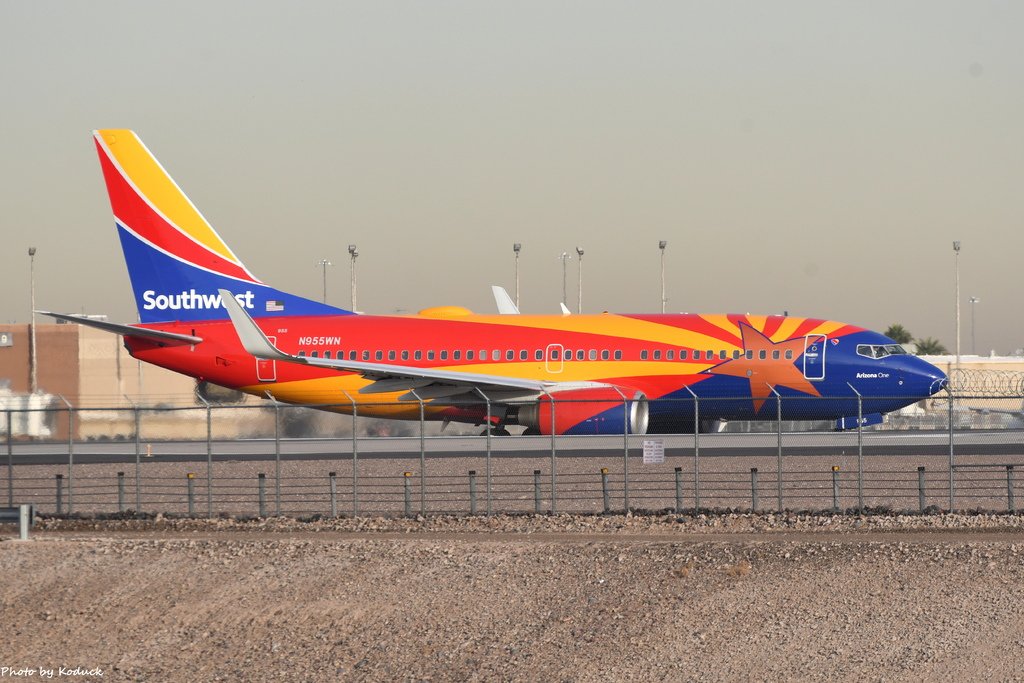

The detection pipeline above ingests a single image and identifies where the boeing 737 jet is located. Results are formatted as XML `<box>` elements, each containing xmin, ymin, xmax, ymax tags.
<box><xmin>42</xmin><ymin>130</ymin><xmax>948</xmax><ymax>435</ymax></box>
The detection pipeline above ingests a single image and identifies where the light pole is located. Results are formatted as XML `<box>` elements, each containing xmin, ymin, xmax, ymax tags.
<box><xmin>348</xmin><ymin>244</ymin><xmax>358</xmax><ymax>311</ymax></box>
<box><xmin>953</xmin><ymin>240</ymin><xmax>961</xmax><ymax>372</ymax></box>
<box><xmin>28</xmin><ymin>247</ymin><xmax>37</xmax><ymax>394</ymax></box>
<box><xmin>558</xmin><ymin>252</ymin><xmax>572</xmax><ymax>308</ymax></box>
<box><xmin>575</xmin><ymin>246</ymin><xmax>584</xmax><ymax>314</ymax></box>
<box><xmin>317</xmin><ymin>258</ymin><xmax>332</xmax><ymax>303</ymax></box>
<box><xmin>969</xmin><ymin>296</ymin><xmax>980</xmax><ymax>355</ymax></box>
<box><xmin>659</xmin><ymin>240</ymin><xmax>667</xmax><ymax>314</ymax></box>
<box><xmin>513</xmin><ymin>243</ymin><xmax>521</xmax><ymax>310</ymax></box>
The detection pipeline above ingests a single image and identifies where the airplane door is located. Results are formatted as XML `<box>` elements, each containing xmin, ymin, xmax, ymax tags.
<box><xmin>803</xmin><ymin>334</ymin><xmax>826</xmax><ymax>381</ymax></box>
<box><xmin>256</xmin><ymin>336</ymin><xmax>277</xmax><ymax>382</ymax></box>
<box><xmin>545</xmin><ymin>344</ymin><xmax>564</xmax><ymax>374</ymax></box>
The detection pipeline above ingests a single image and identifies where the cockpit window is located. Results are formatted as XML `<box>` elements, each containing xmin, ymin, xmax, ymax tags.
<box><xmin>857</xmin><ymin>344</ymin><xmax>910</xmax><ymax>359</ymax></box>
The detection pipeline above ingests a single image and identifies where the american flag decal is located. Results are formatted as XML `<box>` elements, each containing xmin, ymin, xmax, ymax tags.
<box><xmin>266</xmin><ymin>300</ymin><xmax>284</xmax><ymax>312</ymax></box>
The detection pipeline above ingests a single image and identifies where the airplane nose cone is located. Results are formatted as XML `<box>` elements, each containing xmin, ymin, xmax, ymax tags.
<box><xmin>916</xmin><ymin>360</ymin><xmax>948</xmax><ymax>396</ymax></box>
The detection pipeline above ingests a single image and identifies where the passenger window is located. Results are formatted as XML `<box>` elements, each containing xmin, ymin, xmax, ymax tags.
<box><xmin>401</xmin><ymin>350</ymin><xmax>409</xmax><ymax>361</ymax></box>
<box><xmin>653</xmin><ymin>350</ymin><xmax>662</xmax><ymax>360</ymax></box>
<box><xmin>551</xmin><ymin>349</ymin><xmax>560</xmax><ymax>360</ymax></box>
<box><xmin>535</xmin><ymin>350</ymin><xmax>543</xmax><ymax>361</ymax></box>
<box><xmin>719</xmin><ymin>350</ymin><xmax>727</xmax><ymax>359</ymax></box>
<box><xmin>506</xmin><ymin>350</ymin><xmax>514</xmax><ymax>361</ymax></box>
<box><xmin>298</xmin><ymin>351</ymin><xmax>306</xmax><ymax>357</ymax></box>
<box><xmin>349</xmin><ymin>351</ymin><xmax>357</xmax><ymax>361</ymax></box>
<box><xmin>758</xmin><ymin>350</ymin><xmax>766</xmax><ymax>360</ymax></box>
<box><xmin>667</xmin><ymin>350</ymin><xmax>675</xmax><ymax>360</ymax></box>
<box><xmin>414</xmin><ymin>350</ymin><xmax>422</xmax><ymax>361</ymax></box>
<box><xmin>520</xmin><ymin>350</ymin><xmax>528</xmax><ymax>360</ymax></box>
<box><xmin>324</xmin><ymin>351</ymin><xmax>332</xmax><ymax>359</ymax></box>
<box><xmin>614</xmin><ymin>350</ymin><xmax>622</xmax><ymax>360</ymax></box>
<box><xmin>440</xmin><ymin>350</ymin><xmax>448</xmax><ymax>360</ymax></box>
<box><xmin>466</xmin><ymin>350</ymin><xmax>475</xmax><ymax>360</ymax></box>
<box><xmin>362</xmin><ymin>350</ymin><xmax>369</xmax><ymax>361</ymax></box>
<box><xmin>480</xmin><ymin>349</ymin><xmax>487</xmax><ymax>359</ymax></box>
<box><xmin>427</xmin><ymin>350</ymin><xmax>435</xmax><ymax>361</ymax></box>
<box><xmin>453</xmin><ymin>350</ymin><xmax>461</xmax><ymax>360</ymax></box>
<box><xmin>563</xmin><ymin>349</ymin><xmax>572</xmax><ymax>360</ymax></box>
<box><xmin>785</xmin><ymin>350</ymin><xmax>793</xmax><ymax>360</ymax></box>
<box><xmin>310</xmin><ymin>351</ymin><xmax>319</xmax><ymax>358</ymax></box>
<box><xmin>679</xmin><ymin>350</ymin><xmax>688</xmax><ymax>360</ymax></box>
<box><xmin>745</xmin><ymin>350</ymin><xmax>753</xmax><ymax>360</ymax></box>
<box><xmin>589</xmin><ymin>350</ymin><xmax>597</xmax><ymax>360</ymax></box>
<box><xmin>493</xmin><ymin>350</ymin><xmax>501</xmax><ymax>361</ymax></box>
<box><xmin>640</xmin><ymin>350</ymin><xmax>649</xmax><ymax>360</ymax></box>
<box><xmin>576</xmin><ymin>350</ymin><xmax>584</xmax><ymax>360</ymax></box>
<box><xmin>772</xmin><ymin>350</ymin><xmax>780</xmax><ymax>360</ymax></box>
<box><xmin>375</xmin><ymin>351</ymin><xmax>383</xmax><ymax>361</ymax></box>
<box><xmin>706</xmin><ymin>350</ymin><xmax>713</xmax><ymax>360</ymax></box>
<box><xmin>388</xmin><ymin>350</ymin><xmax>396</xmax><ymax>361</ymax></box>
<box><xmin>601</xmin><ymin>350</ymin><xmax>610</xmax><ymax>360</ymax></box>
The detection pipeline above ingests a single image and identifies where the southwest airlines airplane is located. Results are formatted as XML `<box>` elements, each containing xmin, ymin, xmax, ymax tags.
<box><xmin>43</xmin><ymin>130</ymin><xmax>948</xmax><ymax>435</ymax></box>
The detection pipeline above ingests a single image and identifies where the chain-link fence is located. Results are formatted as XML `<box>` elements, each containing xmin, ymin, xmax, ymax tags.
<box><xmin>2</xmin><ymin>391</ymin><xmax>1023</xmax><ymax>517</ymax></box>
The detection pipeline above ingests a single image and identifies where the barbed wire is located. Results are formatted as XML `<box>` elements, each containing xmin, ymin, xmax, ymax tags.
<box><xmin>947</xmin><ymin>369</ymin><xmax>1024</xmax><ymax>396</ymax></box>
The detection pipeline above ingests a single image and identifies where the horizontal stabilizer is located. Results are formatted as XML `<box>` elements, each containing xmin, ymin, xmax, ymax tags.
<box><xmin>37</xmin><ymin>311</ymin><xmax>202</xmax><ymax>344</ymax></box>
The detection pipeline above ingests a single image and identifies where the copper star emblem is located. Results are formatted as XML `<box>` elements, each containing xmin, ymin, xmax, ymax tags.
<box><xmin>706</xmin><ymin>323</ymin><xmax>822</xmax><ymax>413</ymax></box>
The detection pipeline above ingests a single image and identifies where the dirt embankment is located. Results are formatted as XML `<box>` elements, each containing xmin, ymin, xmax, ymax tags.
<box><xmin>2</xmin><ymin>513</ymin><xmax>1023</xmax><ymax>682</ymax></box>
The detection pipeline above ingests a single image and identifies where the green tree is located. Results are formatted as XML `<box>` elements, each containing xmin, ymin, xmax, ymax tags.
<box><xmin>884</xmin><ymin>324</ymin><xmax>913</xmax><ymax>344</ymax></box>
<box><xmin>913</xmin><ymin>337</ymin><xmax>949</xmax><ymax>355</ymax></box>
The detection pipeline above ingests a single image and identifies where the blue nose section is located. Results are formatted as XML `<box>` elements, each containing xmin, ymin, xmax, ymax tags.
<box><xmin>910</xmin><ymin>357</ymin><xmax>947</xmax><ymax>396</ymax></box>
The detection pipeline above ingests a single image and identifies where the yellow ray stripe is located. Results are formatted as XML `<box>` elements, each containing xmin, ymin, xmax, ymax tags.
<box><xmin>97</xmin><ymin>130</ymin><xmax>239</xmax><ymax>264</ymax></box>
<box><xmin>770</xmin><ymin>317</ymin><xmax>805</xmax><ymax>342</ymax></box>
<box><xmin>443</xmin><ymin>314</ymin><xmax>745</xmax><ymax>351</ymax></box>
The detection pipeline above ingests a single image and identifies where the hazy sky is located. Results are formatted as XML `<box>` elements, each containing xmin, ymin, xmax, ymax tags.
<box><xmin>2</xmin><ymin>2</ymin><xmax>1022</xmax><ymax>353</ymax></box>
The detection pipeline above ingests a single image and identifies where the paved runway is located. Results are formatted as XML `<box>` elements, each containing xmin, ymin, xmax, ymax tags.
<box><xmin>4</xmin><ymin>429</ymin><xmax>1023</xmax><ymax>465</ymax></box>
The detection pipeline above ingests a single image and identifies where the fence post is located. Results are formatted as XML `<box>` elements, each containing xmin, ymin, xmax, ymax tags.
<box><xmin>6</xmin><ymin>410</ymin><xmax>12</xmax><ymax>507</ymax></box>
<box><xmin>196</xmin><ymin>395</ymin><xmax>213</xmax><ymax>518</ymax></box>
<box><xmin>948</xmin><ymin>388</ymin><xmax>955</xmax><ymax>511</ymax></box>
<box><xmin>601</xmin><ymin>468</ymin><xmax>610</xmax><ymax>513</ymax></box>
<box><xmin>918</xmin><ymin>466</ymin><xmax>926</xmax><ymax>513</ymax></box>
<box><xmin>187</xmin><ymin>472</ymin><xmax>195</xmax><ymax>517</ymax></box>
<box><xmin>847</xmin><ymin>384</ymin><xmax>864</xmax><ymax>513</ymax></box>
<box><xmin>329</xmin><ymin>471</ymin><xmax>338</xmax><ymax>518</ymax></box>
<box><xmin>769</xmin><ymin>385</ymin><xmax>783</xmax><ymax>512</ymax></box>
<box><xmin>534</xmin><ymin>469</ymin><xmax>542</xmax><ymax>514</ymax></box>
<box><xmin>612</xmin><ymin>388</ymin><xmax>629</xmax><ymax>512</ymax></box>
<box><xmin>258</xmin><ymin>473</ymin><xmax>267</xmax><ymax>517</ymax></box>
<box><xmin>684</xmin><ymin>387</ymin><xmax>700</xmax><ymax>511</ymax></box>
<box><xmin>403</xmin><ymin>472</ymin><xmax>412</xmax><ymax>517</ymax></box>
<box><xmin>750</xmin><ymin>468</ymin><xmax>759</xmax><ymax>513</ymax></box>
<box><xmin>411</xmin><ymin>391</ymin><xmax>426</xmax><ymax>516</ymax></box>
<box><xmin>57</xmin><ymin>395</ymin><xmax>74</xmax><ymax>514</ymax></box>
<box><xmin>1008</xmin><ymin>465</ymin><xmax>1016</xmax><ymax>514</ymax></box>
<box><xmin>273</xmin><ymin>400</ymin><xmax>281</xmax><ymax>516</ymax></box>
<box><xmin>475</xmin><ymin>388</ymin><xmax>493</xmax><ymax>517</ymax></box>
<box><xmin>342</xmin><ymin>390</ymin><xmax>359</xmax><ymax>518</ymax></box>
<box><xmin>55</xmin><ymin>473</ymin><xmax>63</xmax><ymax>514</ymax></box>
<box><xmin>543</xmin><ymin>389</ymin><xmax>557</xmax><ymax>515</ymax></box>
<box><xmin>469</xmin><ymin>470</ymin><xmax>477</xmax><ymax>515</ymax></box>
<box><xmin>133</xmin><ymin>403</ymin><xmax>141</xmax><ymax>511</ymax></box>
<box><xmin>674</xmin><ymin>467</ymin><xmax>682</xmax><ymax>513</ymax></box>
<box><xmin>117</xmin><ymin>471</ymin><xmax>125</xmax><ymax>512</ymax></box>
<box><xmin>831</xmin><ymin>466</ymin><xmax>840</xmax><ymax>513</ymax></box>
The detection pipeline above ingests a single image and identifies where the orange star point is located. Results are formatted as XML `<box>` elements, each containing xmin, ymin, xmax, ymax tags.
<box><xmin>707</xmin><ymin>323</ymin><xmax>821</xmax><ymax>413</ymax></box>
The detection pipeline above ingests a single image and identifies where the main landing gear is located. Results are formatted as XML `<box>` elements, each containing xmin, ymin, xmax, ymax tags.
<box><xmin>480</xmin><ymin>426</ymin><xmax>512</xmax><ymax>436</ymax></box>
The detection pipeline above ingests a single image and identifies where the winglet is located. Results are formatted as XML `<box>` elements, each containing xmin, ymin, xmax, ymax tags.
<box><xmin>219</xmin><ymin>289</ymin><xmax>298</xmax><ymax>362</ymax></box>
<box><xmin>491</xmin><ymin>286</ymin><xmax>520</xmax><ymax>314</ymax></box>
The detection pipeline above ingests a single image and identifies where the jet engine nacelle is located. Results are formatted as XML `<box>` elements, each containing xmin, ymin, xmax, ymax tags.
<box><xmin>514</xmin><ymin>388</ymin><xmax>649</xmax><ymax>435</ymax></box>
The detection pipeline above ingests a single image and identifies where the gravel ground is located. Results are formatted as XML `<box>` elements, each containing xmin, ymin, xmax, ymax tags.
<box><xmin>2</xmin><ymin>513</ymin><xmax>1024</xmax><ymax>682</ymax></box>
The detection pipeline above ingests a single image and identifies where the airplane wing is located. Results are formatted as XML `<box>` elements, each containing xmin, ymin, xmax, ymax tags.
<box><xmin>37</xmin><ymin>311</ymin><xmax>203</xmax><ymax>344</ymax></box>
<box><xmin>219</xmin><ymin>289</ymin><xmax>607</xmax><ymax>401</ymax></box>
<box><xmin>491</xmin><ymin>286</ymin><xmax>520</xmax><ymax>314</ymax></box>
